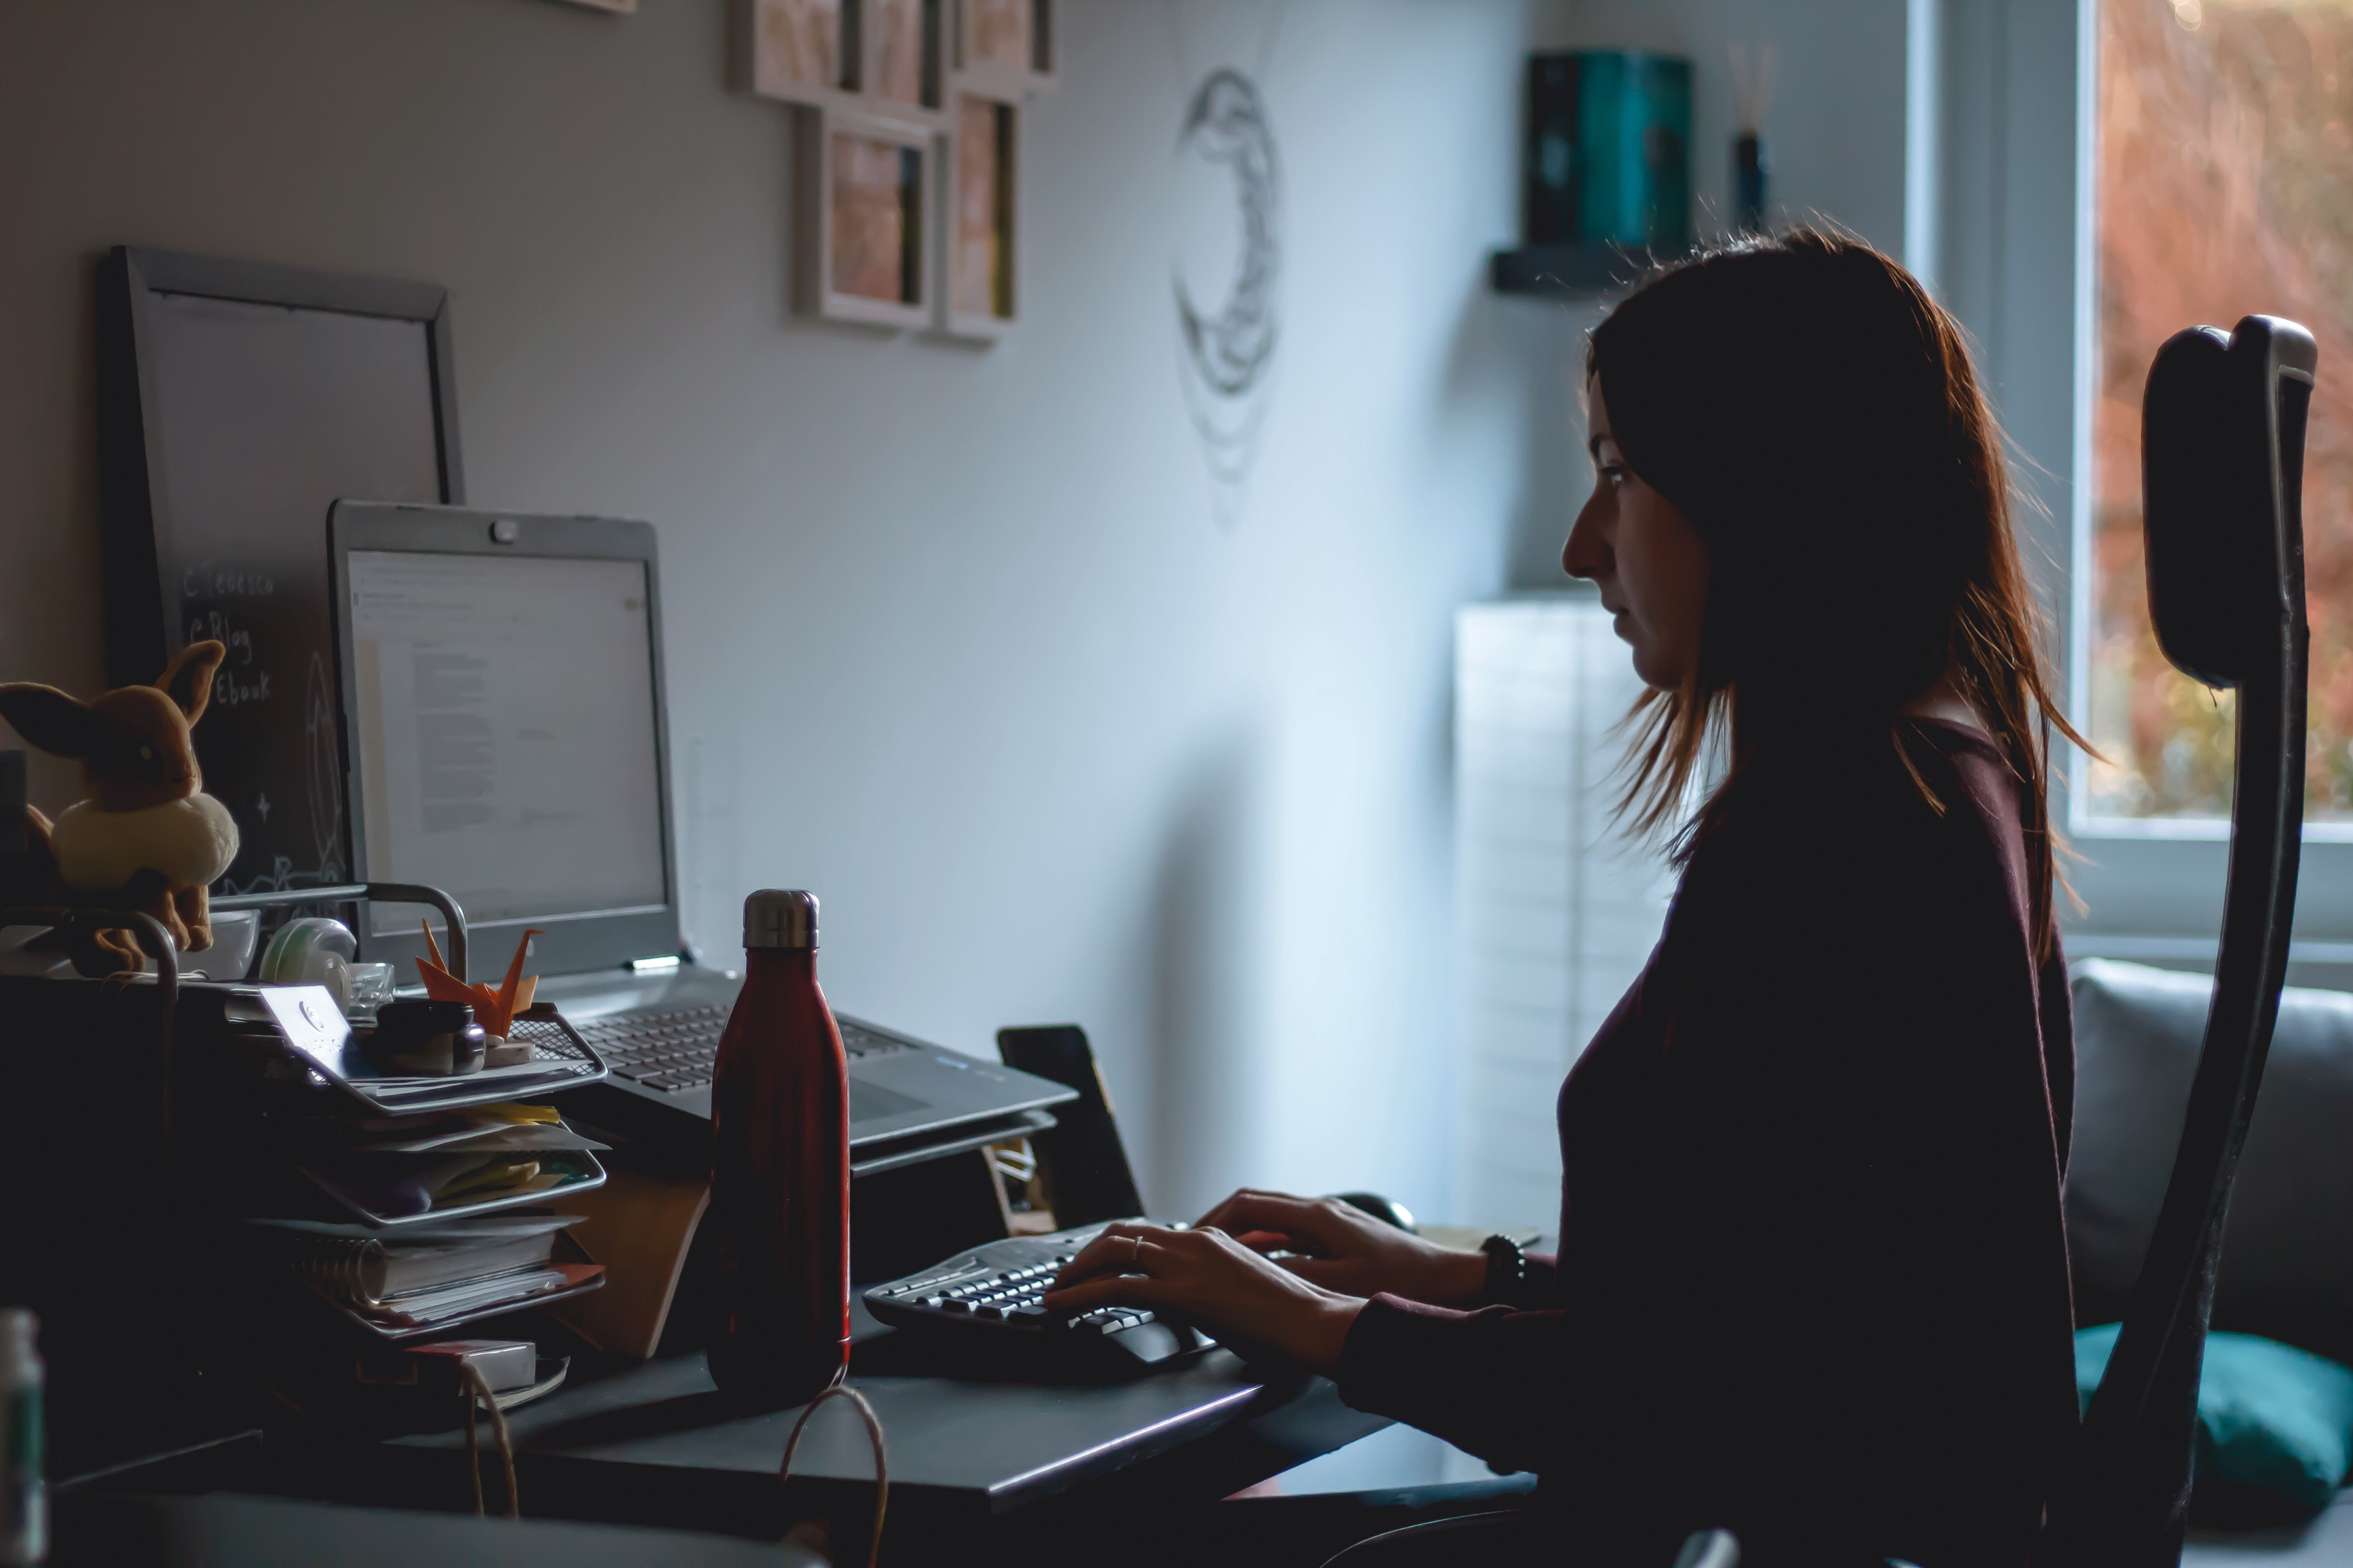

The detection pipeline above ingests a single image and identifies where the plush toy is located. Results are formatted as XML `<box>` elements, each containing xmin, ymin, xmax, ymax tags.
<box><xmin>0</xmin><ymin>640</ymin><xmax>240</xmax><ymax>968</ymax></box>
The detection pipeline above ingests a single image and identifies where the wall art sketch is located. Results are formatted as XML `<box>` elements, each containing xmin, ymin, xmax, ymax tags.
<box><xmin>1174</xmin><ymin>66</ymin><xmax>1281</xmax><ymax>527</ymax></box>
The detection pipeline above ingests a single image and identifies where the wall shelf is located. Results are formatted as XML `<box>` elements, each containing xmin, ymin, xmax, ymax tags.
<box><xmin>1488</xmin><ymin>243</ymin><xmax>1642</xmax><ymax>299</ymax></box>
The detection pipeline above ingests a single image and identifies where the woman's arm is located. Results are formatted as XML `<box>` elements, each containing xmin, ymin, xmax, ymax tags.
<box><xmin>1041</xmin><ymin>1216</ymin><xmax>1568</xmax><ymax>1467</ymax></box>
<box><xmin>1042</xmin><ymin>1222</ymin><xmax>1368</xmax><ymax>1370</ymax></box>
<box><xmin>1038</xmin><ymin>1190</ymin><xmax>1499</xmax><ymax>1373</ymax></box>
<box><xmin>1192</xmin><ymin>1190</ymin><xmax>1491</xmax><ymax>1307</ymax></box>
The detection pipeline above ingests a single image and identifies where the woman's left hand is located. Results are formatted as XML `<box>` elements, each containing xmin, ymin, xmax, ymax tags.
<box><xmin>1041</xmin><ymin>1222</ymin><xmax>1365</xmax><ymax>1373</ymax></box>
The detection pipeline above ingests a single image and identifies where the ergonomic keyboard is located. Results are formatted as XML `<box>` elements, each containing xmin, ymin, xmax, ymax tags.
<box><xmin>862</xmin><ymin>1222</ymin><xmax>1214</xmax><ymax>1367</ymax></box>
<box><xmin>572</xmin><ymin>1005</ymin><xmax>911</xmax><ymax>1096</ymax></box>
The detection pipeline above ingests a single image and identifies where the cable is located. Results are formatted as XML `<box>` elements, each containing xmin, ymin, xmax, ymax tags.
<box><xmin>460</xmin><ymin>1362</ymin><xmax>519</xmax><ymax>1519</ymax></box>
<box><xmin>779</xmin><ymin>1380</ymin><xmax>888</xmax><ymax>1568</ymax></box>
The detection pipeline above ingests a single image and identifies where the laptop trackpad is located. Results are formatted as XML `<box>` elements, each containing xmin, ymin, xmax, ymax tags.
<box><xmin>852</xmin><ymin>1080</ymin><xmax>928</xmax><ymax>1123</ymax></box>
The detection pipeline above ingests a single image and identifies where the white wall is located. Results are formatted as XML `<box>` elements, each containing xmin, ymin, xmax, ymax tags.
<box><xmin>0</xmin><ymin>0</ymin><xmax>1930</xmax><ymax>1226</ymax></box>
<box><xmin>0</xmin><ymin>0</ymin><xmax>1547</xmax><ymax>1220</ymax></box>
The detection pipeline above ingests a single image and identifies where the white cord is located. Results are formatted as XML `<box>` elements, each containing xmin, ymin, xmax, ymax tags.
<box><xmin>460</xmin><ymin>1362</ymin><xmax>519</xmax><ymax>1519</ymax></box>
<box><xmin>779</xmin><ymin>1380</ymin><xmax>888</xmax><ymax>1568</ymax></box>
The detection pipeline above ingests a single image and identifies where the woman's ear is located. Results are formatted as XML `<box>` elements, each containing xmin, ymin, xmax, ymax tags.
<box><xmin>156</xmin><ymin>640</ymin><xmax>226</xmax><ymax>726</ymax></box>
<box><xmin>0</xmin><ymin>684</ymin><xmax>106</xmax><ymax>759</ymax></box>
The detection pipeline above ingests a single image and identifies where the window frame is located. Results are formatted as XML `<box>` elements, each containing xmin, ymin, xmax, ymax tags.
<box><xmin>1926</xmin><ymin>0</ymin><xmax>2353</xmax><ymax>970</ymax></box>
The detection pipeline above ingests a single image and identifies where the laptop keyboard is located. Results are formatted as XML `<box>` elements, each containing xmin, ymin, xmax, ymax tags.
<box><xmin>574</xmin><ymin>1004</ymin><xmax>911</xmax><ymax>1095</ymax></box>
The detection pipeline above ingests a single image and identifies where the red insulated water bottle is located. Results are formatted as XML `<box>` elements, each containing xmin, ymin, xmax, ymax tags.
<box><xmin>708</xmin><ymin>889</ymin><xmax>851</xmax><ymax>1404</ymax></box>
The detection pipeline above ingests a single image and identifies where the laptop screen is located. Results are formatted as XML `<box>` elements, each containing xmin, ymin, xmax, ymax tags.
<box><xmin>346</xmin><ymin>549</ymin><xmax>669</xmax><ymax>937</ymax></box>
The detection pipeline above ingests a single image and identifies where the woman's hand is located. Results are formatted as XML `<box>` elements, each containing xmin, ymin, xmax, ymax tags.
<box><xmin>1041</xmin><ymin>1222</ymin><xmax>1365</xmax><ymax>1373</ymax></box>
<box><xmin>1194</xmin><ymin>1189</ymin><xmax>1489</xmax><ymax>1307</ymax></box>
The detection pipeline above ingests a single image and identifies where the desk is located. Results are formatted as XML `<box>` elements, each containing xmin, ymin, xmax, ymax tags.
<box><xmin>81</xmin><ymin>1312</ymin><xmax>1394</xmax><ymax>1562</ymax></box>
<box><xmin>375</xmin><ymin>1335</ymin><xmax>1389</xmax><ymax>1546</ymax></box>
<box><xmin>51</xmin><ymin>1490</ymin><xmax>828</xmax><ymax>1568</ymax></box>
<box><xmin>10</xmin><ymin>973</ymin><xmax>1439</xmax><ymax>1557</ymax></box>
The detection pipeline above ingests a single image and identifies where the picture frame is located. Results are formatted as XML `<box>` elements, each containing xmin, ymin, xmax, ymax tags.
<box><xmin>798</xmin><ymin>104</ymin><xmax>935</xmax><ymax>329</ymax></box>
<box><xmin>93</xmin><ymin>247</ymin><xmax>465</xmax><ymax>897</ymax></box>
<box><xmin>748</xmin><ymin>0</ymin><xmax>849</xmax><ymax>106</ymax></box>
<box><xmin>951</xmin><ymin>0</ymin><xmax>1054</xmax><ymax>95</ymax></box>
<box><xmin>861</xmin><ymin>0</ymin><xmax>944</xmax><ymax>115</ymax></box>
<box><xmin>941</xmin><ymin>92</ymin><xmax>1018</xmax><ymax>338</ymax></box>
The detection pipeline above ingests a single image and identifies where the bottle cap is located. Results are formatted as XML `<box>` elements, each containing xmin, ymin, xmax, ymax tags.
<box><xmin>744</xmin><ymin>889</ymin><xmax>818</xmax><ymax>950</ymax></box>
<box><xmin>0</xmin><ymin>1306</ymin><xmax>36</xmax><ymax>1356</ymax></box>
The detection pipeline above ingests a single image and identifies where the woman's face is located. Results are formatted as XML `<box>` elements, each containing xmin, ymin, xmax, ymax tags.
<box><xmin>1562</xmin><ymin>378</ymin><xmax>1711</xmax><ymax>691</ymax></box>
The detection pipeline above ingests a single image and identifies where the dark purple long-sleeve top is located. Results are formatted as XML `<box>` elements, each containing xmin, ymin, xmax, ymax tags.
<box><xmin>1338</xmin><ymin>720</ymin><xmax>2079</xmax><ymax>1567</ymax></box>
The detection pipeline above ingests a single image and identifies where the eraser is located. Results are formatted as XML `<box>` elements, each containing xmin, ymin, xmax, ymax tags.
<box><xmin>398</xmin><ymin>1338</ymin><xmax>536</xmax><ymax>1395</ymax></box>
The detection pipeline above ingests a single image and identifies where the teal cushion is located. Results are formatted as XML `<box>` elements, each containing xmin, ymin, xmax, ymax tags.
<box><xmin>2077</xmin><ymin>1323</ymin><xmax>2353</xmax><ymax>1519</ymax></box>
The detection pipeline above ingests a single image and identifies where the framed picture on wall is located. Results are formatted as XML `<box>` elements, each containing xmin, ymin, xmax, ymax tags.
<box><xmin>798</xmin><ymin>105</ymin><xmax>934</xmax><ymax>328</ymax></box>
<box><xmin>861</xmin><ymin>0</ymin><xmax>943</xmax><ymax>115</ymax></box>
<box><xmin>749</xmin><ymin>0</ymin><xmax>848</xmax><ymax>105</ymax></box>
<box><xmin>952</xmin><ymin>0</ymin><xmax>1054</xmax><ymax>94</ymax></box>
<box><xmin>942</xmin><ymin>92</ymin><xmax>1017</xmax><ymax>338</ymax></box>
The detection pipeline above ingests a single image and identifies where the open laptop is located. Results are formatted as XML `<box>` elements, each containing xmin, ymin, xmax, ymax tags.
<box><xmin>325</xmin><ymin>501</ymin><xmax>1073</xmax><ymax>1164</ymax></box>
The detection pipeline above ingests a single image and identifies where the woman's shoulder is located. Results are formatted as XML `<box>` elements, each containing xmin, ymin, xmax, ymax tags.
<box><xmin>1681</xmin><ymin>719</ymin><xmax>2031</xmax><ymax>922</ymax></box>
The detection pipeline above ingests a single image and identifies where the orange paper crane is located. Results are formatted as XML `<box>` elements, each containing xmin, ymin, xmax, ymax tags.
<box><xmin>416</xmin><ymin>921</ymin><xmax>544</xmax><ymax>1039</ymax></box>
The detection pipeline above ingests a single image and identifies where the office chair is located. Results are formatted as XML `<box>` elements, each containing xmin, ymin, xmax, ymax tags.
<box><xmin>1322</xmin><ymin>316</ymin><xmax>2317</xmax><ymax>1568</ymax></box>
<box><xmin>2040</xmin><ymin>315</ymin><xmax>2317</xmax><ymax>1564</ymax></box>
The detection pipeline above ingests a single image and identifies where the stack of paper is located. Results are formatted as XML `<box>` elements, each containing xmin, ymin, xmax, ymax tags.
<box><xmin>252</xmin><ymin>1102</ymin><xmax>609</xmax><ymax>1339</ymax></box>
<box><xmin>293</xmin><ymin>1103</ymin><xmax>609</xmax><ymax>1226</ymax></box>
<box><xmin>254</xmin><ymin>1210</ymin><xmax>602</xmax><ymax>1334</ymax></box>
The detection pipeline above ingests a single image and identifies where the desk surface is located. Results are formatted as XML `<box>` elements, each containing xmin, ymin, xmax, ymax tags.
<box><xmin>52</xmin><ymin>1490</ymin><xmax>826</xmax><ymax>1568</ymax></box>
<box><xmin>391</xmin><ymin>1337</ymin><xmax>1385</xmax><ymax>1521</ymax></box>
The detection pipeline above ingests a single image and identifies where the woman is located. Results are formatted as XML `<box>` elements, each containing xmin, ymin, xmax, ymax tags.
<box><xmin>1046</xmin><ymin>231</ymin><xmax>2084</xmax><ymax>1567</ymax></box>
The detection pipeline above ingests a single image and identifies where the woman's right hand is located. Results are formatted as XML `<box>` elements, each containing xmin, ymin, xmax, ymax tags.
<box><xmin>1192</xmin><ymin>1189</ymin><xmax>1489</xmax><ymax>1307</ymax></box>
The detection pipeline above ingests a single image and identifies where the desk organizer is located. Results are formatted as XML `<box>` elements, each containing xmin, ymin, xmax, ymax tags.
<box><xmin>242</xmin><ymin>987</ymin><xmax>613</xmax><ymax>1118</ymax></box>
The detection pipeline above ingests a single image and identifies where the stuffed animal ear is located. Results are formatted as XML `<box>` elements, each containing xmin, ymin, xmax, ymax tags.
<box><xmin>156</xmin><ymin>640</ymin><xmax>226</xmax><ymax>726</ymax></box>
<box><xmin>0</xmin><ymin>684</ymin><xmax>108</xmax><ymax>759</ymax></box>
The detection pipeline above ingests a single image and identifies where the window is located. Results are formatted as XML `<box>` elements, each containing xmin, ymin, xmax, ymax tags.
<box><xmin>2087</xmin><ymin>0</ymin><xmax>2353</xmax><ymax>830</ymax></box>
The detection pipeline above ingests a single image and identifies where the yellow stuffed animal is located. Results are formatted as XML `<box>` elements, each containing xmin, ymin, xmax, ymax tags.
<box><xmin>0</xmin><ymin>640</ymin><xmax>240</xmax><ymax>967</ymax></box>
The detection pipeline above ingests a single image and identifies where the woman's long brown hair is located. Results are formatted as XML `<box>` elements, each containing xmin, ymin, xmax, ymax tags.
<box><xmin>1589</xmin><ymin>229</ymin><xmax>2091</xmax><ymax>958</ymax></box>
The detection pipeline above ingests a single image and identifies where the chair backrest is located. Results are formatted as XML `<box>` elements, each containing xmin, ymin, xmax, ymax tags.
<box><xmin>2039</xmin><ymin>316</ymin><xmax>2317</xmax><ymax>1565</ymax></box>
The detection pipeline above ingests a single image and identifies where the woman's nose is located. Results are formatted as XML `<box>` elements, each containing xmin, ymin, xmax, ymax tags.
<box><xmin>1562</xmin><ymin>496</ymin><xmax>1608</xmax><ymax>581</ymax></box>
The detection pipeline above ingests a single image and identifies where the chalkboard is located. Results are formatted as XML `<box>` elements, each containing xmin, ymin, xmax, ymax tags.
<box><xmin>96</xmin><ymin>247</ymin><xmax>463</xmax><ymax>898</ymax></box>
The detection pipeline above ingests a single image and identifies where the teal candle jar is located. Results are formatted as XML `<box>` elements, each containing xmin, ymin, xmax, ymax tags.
<box><xmin>1524</xmin><ymin>51</ymin><xmax>1693</xmax><ymax>254</ymax></box>
<box><xmin>1575</xmin><ymin>51</ymin><xmax>1692</xmax><ymax>252</ymax></box>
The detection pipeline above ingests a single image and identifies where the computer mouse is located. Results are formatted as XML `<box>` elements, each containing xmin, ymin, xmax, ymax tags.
<box><xmin>1327</xmin><ymin>1192</ymin><xmax>1416</xmax><ymax>1233</ymax></box>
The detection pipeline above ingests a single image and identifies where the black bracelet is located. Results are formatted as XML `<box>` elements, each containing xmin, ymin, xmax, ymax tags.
<box><xmin>1480</xmin><ymin>1233</ymin><xmax>1528</xmax><ymax>1307</ymax></box>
